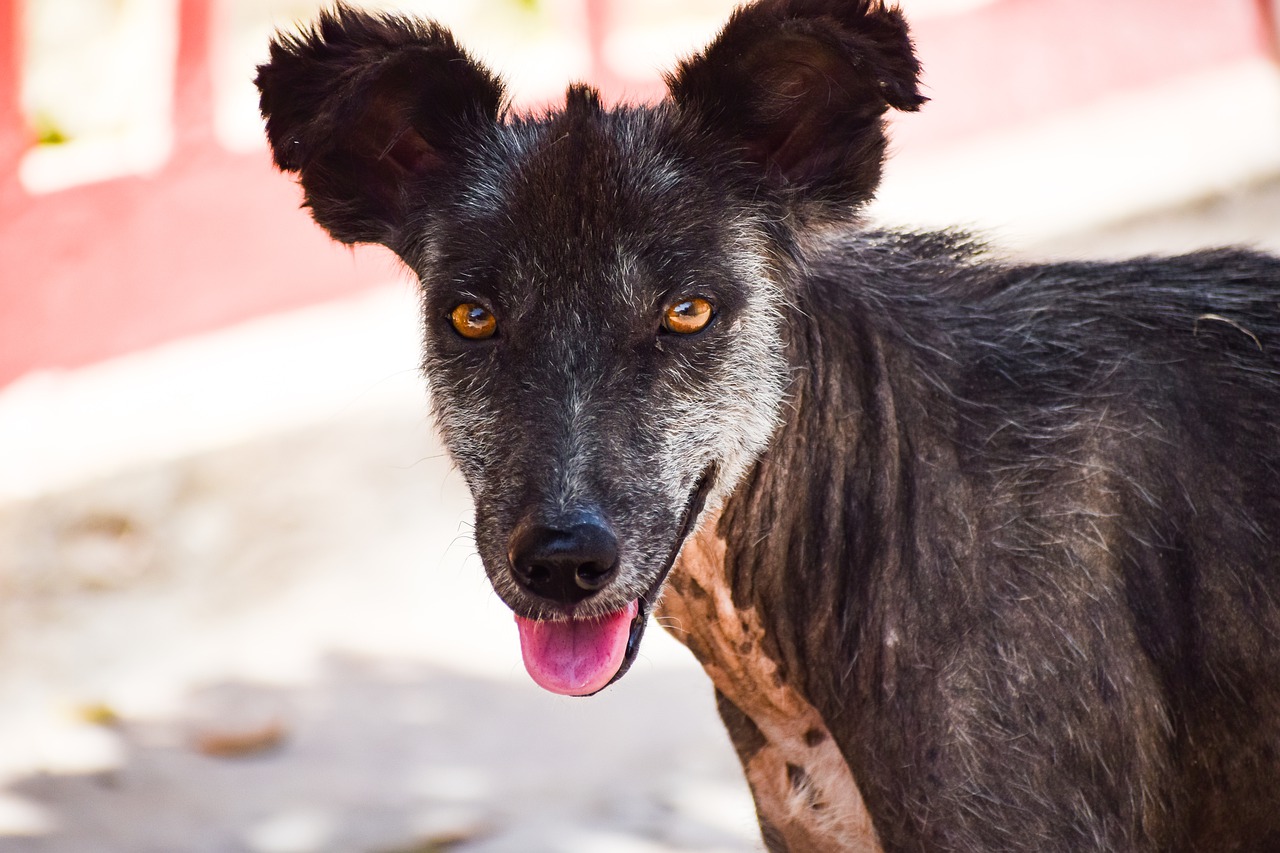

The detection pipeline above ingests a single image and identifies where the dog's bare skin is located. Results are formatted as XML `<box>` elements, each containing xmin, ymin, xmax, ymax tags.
<box><xmin>256</xmin><ymin>1</ymin><xmax>1280</xmax><ymax>850</ymax></box>
<box><xmin>663</xmin><ymin>516</ymin><xmax>881</xmax><ymax>852</ymax></box>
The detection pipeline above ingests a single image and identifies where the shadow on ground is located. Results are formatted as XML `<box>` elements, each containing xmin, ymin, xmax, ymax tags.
<box><xmin>0</xmin><ymin>656</ymin><xmax>759</xmax><ymax>853</ymax></box>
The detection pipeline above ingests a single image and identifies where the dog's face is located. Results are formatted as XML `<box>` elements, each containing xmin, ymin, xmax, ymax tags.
<box><xmin>256</xmin><ymin>0</ymin><xmax>923</xmax><ymax>694</ymax></box>
<box><xmin>416</xmin><ymin>98</ymin><xmax>789</xmax><ymax>621</ymax></box>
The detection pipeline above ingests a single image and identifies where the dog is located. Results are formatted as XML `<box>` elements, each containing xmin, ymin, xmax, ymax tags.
<box><xmin>255</xmin><ymin>2</ymin><xmax>1280</xmax><ymax>850</ymax></box>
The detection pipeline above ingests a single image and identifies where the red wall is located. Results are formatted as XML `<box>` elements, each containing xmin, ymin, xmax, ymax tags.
<box><xmin>1</xmin><ymin>0</ymin><xmax>1275</xmax><ymax>389</ymax></box>
<box><xmin>0</xmin><ymin>0</ymin><xmax>396</xmax><ymax>389</ymax></box>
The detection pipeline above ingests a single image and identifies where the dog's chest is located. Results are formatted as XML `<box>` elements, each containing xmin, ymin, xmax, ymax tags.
<box><xmin>658</xmin><ymin>522</ymin><xmax>881</xmax><ymax>852</ymax></box>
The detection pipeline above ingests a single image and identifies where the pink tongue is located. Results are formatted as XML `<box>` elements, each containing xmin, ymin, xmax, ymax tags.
<box><xmin>514</xmin><ymin>601</ymin><xmax>639</xmax><ymax>696</ymax></box>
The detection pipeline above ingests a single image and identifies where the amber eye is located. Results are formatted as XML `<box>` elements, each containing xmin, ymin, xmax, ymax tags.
<box><xmin>449</xmin><ymin>303</ymin><xmax>497</xmax><ymax>340</ymax></box>
<box><xmin>662</xmin><ymin>297</ymin><xmax>714</xmax><ymax>335</ymax></box>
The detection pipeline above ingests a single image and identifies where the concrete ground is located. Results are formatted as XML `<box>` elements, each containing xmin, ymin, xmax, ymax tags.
<box><xmin>0</xmin><ymin>170</ymin><xmax>1277</xmax><ymax>853</ymax></box>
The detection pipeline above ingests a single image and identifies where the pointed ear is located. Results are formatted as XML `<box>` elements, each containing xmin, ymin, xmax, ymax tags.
<box><xmin>255</xmin><ymin>5</ymin><xmax>504</xmax><ymax>247</ymax></box>
<box><xmin>667</xmin><ymin>0</ymin><xmax>924</xmax><ymax>223</ymax></box>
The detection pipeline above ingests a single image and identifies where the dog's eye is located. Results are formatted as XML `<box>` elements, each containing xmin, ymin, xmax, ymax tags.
<box><xmin>450</xmin><ymin>303</ymin><xmax>497</xmax><ymax>340</ymax></box>
<box><xmin>662</xmin><ymin>297</ymin><xmax>714</xmax><ymax>335</ymax></box>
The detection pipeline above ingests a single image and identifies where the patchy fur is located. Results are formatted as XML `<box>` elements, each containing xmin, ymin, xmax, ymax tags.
<box><xmin>257</xmin><ymin>2</ymin><xmax>1280</xmax><ymax>850</ymax></box>
<box><xmin>662</xmin><ymin>515</ymin><xmax>880</xmax><ymax>851</ymax></box>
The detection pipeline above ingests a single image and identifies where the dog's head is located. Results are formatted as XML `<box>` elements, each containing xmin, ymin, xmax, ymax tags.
<box><xmin>256</xmin><ymin>0</ymin><xmax>923</xmax><ymax>695</ymax></box>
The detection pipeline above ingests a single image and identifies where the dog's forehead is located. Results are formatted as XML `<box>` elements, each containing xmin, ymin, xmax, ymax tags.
<box><xmin>437</xmin><ymin>102</ymin><xmax>719</xmax><ymax>311</ymax></box>
<box><xmin>494</xmin><ymin>100</ymin><xmax>680</xmax><ymax>221</ymax></box>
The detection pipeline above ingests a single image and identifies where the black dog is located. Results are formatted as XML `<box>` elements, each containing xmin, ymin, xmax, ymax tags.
<box><xmin>256</xmin><ymin>2</ymin><xmax>1280</xmax><ymax>849</ymax></box>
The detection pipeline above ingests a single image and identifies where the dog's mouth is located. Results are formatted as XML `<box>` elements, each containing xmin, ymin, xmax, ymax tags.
<box><xmin>512</xmin><ymin>467</ymin><xmax>715</xmax><ymax>697</ymax></box>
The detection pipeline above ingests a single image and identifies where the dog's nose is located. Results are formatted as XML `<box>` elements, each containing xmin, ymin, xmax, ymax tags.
<box><xmin>508</xmin><ymin>513</ymin><xmax>620</xmax><ymax>605</ymax></box>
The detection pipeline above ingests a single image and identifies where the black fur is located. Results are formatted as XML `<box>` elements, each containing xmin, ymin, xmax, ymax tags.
<box><xmin>668</xmin><ymin>0</ymin><xmax>926</xmax><ymax>224</ymax></box>
<box><xmin>255</xmin><ymin>4</ymin><xmax>504</xmax><ymax>246</ymax></box>
<box><xmin>257</xmin><ymin>2</ymin><xmax>1280</xmax><ymax>850</ymax></box>
<box><xmin>722</xmin><ymin>232</ymin><xmax>1280</xmax><ymax>849</ymax></box>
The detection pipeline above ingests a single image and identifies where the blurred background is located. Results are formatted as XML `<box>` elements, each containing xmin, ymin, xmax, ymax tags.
<box><xmin>0</xmin><ymin>0</ymin><xmax>1277</xmax><ymax>850</ymax></box>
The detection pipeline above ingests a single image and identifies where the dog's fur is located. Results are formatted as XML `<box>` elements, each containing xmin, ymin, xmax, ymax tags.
<box><xmin>256</xmin><ymin>2</ymin><xmax>1280</xmax><ymax>850</ymax></box>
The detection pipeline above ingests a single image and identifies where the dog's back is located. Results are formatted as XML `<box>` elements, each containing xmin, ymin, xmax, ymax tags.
<box><xmin>255</xmin><ymin>2</ymin><xmax>1280</xmax><ymax>850</ymax></box>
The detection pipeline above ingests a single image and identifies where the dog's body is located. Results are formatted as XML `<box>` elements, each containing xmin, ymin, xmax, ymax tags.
<box><xmin>256</xmin><ymin>2</ymin><xmax>1280</xmax><ymax>850</ymax></box>
<box><xmin>662</xmin><ymin>236</ymin><xmax>1280</xmax><ymax>851</ymax></box>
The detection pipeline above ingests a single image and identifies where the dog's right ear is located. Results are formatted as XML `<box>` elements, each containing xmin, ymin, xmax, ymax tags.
<box><xmin>255</xmin><ymin>5</ymin><xmax>504</xmax><ymax>247</ymax></box>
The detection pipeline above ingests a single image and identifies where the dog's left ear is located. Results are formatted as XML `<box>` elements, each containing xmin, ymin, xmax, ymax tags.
<box><xmin>667</xmin><ymin>0</ymin><xmax>924</xmax><ymax>223</ymax></box>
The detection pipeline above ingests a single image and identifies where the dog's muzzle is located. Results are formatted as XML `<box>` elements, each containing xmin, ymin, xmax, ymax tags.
<box><xmin>506</xmin><ymin>468</ymin><xmax>716</xmax><ymax>697</ymax></box>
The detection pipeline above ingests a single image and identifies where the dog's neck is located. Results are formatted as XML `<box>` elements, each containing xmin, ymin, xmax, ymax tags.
<box><xmin>659</xmin><ymin>286</ymin><xmax>957</xmax><ymax>851</ymax></box>
<box><xmin>720</xmin><ymin>283</ymin><xmax>958</xmax><ymax>700</ymax></box>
